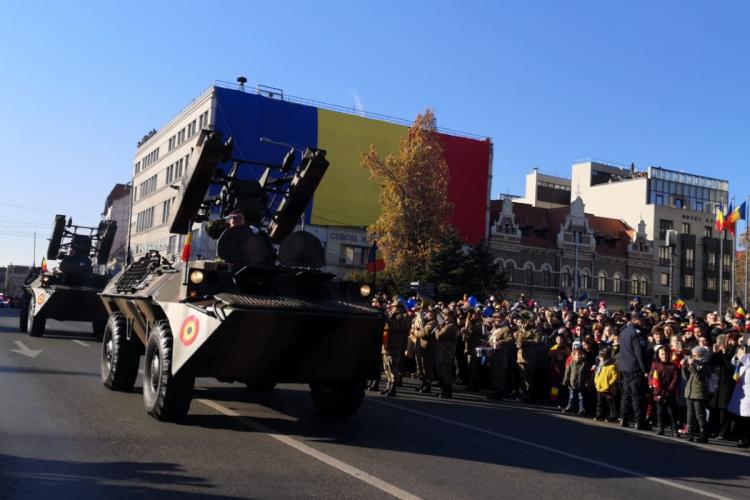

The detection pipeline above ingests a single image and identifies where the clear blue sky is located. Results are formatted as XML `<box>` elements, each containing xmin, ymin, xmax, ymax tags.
<box><xmin>1</xmin><ymin>1</ymin><xmax>749</xmax><ymax>266</ymax></box>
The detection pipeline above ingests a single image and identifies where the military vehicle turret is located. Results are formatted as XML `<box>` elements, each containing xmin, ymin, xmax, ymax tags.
<box><xmin>99</xmin><ymin>130</ymin><xmax>384</xmax><ymax>422</ymax></box>
<box><xmin>19</xmin><ymin>216</ymin><xmax>117</xmax><ymax>339</ymax></box>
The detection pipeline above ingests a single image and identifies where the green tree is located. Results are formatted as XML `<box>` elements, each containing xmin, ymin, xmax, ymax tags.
<box><xmin>362</xmin><ymin>109</ymin><xmax>453</xmax><ymax>280</ymax></box>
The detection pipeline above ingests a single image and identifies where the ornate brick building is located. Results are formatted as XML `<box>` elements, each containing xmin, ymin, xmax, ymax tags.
<box><xmin>489</xmin><ymin>196</ymin><xmax>656</xmax><ymax>308</ymax></box>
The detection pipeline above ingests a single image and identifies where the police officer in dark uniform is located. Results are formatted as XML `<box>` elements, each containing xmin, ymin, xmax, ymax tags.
<box><xmin>618</xmin><ymin>311</ymin><xmax>649</xmax><ymax>429</ymax></box>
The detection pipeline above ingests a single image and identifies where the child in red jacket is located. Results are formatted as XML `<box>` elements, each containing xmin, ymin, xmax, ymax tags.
<box><xmin>649</xmin><ymin>345</ymin><xmax>681</xmax><ymax>436</ymax></box>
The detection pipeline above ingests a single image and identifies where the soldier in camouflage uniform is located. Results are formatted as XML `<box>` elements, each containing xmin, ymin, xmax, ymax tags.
<box><xmin>515</xmin><ymin>313</ymin><xmax>544</xmax><ymax>402</ymax></box>
<box><xmin>462</xmin><ymin>309</ymin><xmax>485</xmax><ymax>392</ymax></box>
<box><xmin>434</xmin><ymin>308</ymin><xmax>459</xmax><ymax>398</ymax></box>
<box><xmin>414</xmin><ymin>308</ymin><xmax>438</xmax><ymax>393</ymax></box>
<box><xmin>380</xmin><ymin>300</ymin><xmax>412</xmax><ymax>397</ymax></box>
<box><xmin>487</xmin><ymin>314</ymin><xmax>514</xmax><ymax>401</ymax></box>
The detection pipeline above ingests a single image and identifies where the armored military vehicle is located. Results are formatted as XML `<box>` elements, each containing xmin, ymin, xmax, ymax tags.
<box><xmin>19</xmin><ymin>216</ymin><xmax>117</xmax><ymax>339</ymax></box>
<box><xmin>99</xmin><ymin>130</ymin><xmax>384</xmax><ymax>422</ymax></box>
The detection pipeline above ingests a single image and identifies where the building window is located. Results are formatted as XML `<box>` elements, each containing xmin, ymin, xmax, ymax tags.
<box><xmin>639</xmin><ymin>276</ymin><xmax>648</xmax><ymax>296</ymax></box>
<box><xmin>658</xmin><ymin>246</ymin><xmax>670</xmax><ymax>266</ymax></box>
<box><xmin>674</xmin><ymin>198</ymin><xmax>684</xmax><ymax>209</ymax></box>
<box><xmin>613</xmin><ymin>273</ymin><xmax>622</xmax><ymax>293</ymax></box>
<box><xmin>524</xmin><ymin>263</ymin><xmax>533</xmax><ymax>285</ymax></box>
<box><xmin>723</xmin><ymin>252</ymin><xmax>732</xmax><ymax>271</ymax></box>
<box><xmin>660</xmin><ymin>273</ymin><xmax>669</xmax><ymax>286</ymax></box>
<box><xmin>161</xmin><ymin>199</ymin><xmax>172</xmax><ymax>224</ymax></box>
<box><xmin>630</xmin><ymin>275</ymin><xmax>639</xmax><ymax>295</ymax></box>
<box><xmin>684</xmin><ymin>248</ymin><xmax>695</xmax><ymax>268</ymax></box>
<box><xmin>561</xmin><ymin>267</ymin><xmax>570</xmax><ymax>287</ymax></box>
<box><xmin>723</xmin><ymin>279</ymin><xmax>731</xmax><ymax>292</ymax></box>
<box><xmin>168</xmin><ymin>235</ymin><xmax>177</xmax><ymax>257</ymax></box>
<box><xmin>684</xmin><ymin>274</ymin><xmax>694</xmax><ymax>289</ymax></box>
<box><xmin>707</xmin><ymin>277</ymin><xmax>716</xmax><ymax>291</ymax></box>
<box><xmin>135</xmin><ymin>206</ymin><xmax>155</xmax><ymax>233</ymax></box>
<box><xmin>580</xmin><ymin>270</ymin><xmax>591</xmax><ymax>290</ymax></box>
<box><xmin>134</xmin><ymin>161</ymin><xmax>141</xmax><ymax>174</ymax></box>
<box><xmin>597</xmin><ymin>271</ymin><xmax>606</xmax><ymax>291</ymax></box>
<box><xmin>542</xmin><ymin>266</ymin><xmax>552</xmax><ymax>286</ymax></box>
<box><xmin>705</xmin><ymin>226</ymin><xmax>712</xmax><ymax>238</ymax></box>
<box><xmin>682</xmin><ymin>223</ymin><xmax>690</xmax><ymax>234</ymax></box>
<box><xmin>505</xmin><ymin>262</ymin><xmax>516</xmax><ymax>283</ymax></box>
<box><xmin>659</xmin><ymin>219</ymin><xmax>673</xmax><ymax>241</ymax></box>
<box><xmin>341</xmin><ymin>245</ymin><xmax>366</xmax><ymax>267</ymax></box>
<box><xmin>707</xmin><ymin>251</ymin><xmax>717</xmax><ymax>271</ymax></box>
<box><xmin>138</xmin><ymin>174</ymin><xmax>158</xmax><ymax>200</ymax></box>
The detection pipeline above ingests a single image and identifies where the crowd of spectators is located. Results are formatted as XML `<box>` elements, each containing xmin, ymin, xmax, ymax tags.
<box><xmin>371</xmin><ymin>292</ymin><xmax>750</xmax><ymax>448</ymax></box>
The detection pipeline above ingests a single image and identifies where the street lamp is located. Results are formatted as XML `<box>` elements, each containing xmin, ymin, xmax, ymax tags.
<box><xmin>665</xmin><ymin>229</ymin><xmax>678</xmax><ymax>309</ymax></box>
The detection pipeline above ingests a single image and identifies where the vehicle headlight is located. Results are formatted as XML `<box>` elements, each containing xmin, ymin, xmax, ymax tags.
<box><xmin>189</xmin><ymin>270</ymin><xmax>204</xmax><ymax>284</ymax></box>
<box><xmin>41</xmin><ymin>275</ymin><xmax>50</xmax><ymax>286</ymax></box>
<box><xmin>360</xmin><ymin>284</ymin><xmax>371</xmax><ymax>297</ymax></box>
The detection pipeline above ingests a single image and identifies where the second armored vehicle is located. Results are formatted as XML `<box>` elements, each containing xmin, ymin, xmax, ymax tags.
<box><xmin>99</xmin><ymin>130</ymin><xmax>384</xmax><ymax>421</ymax></box>
<box><xmin>20</xmin><ymin>216</ymin><xmax>117</xmax><ymax>339</ymax></box>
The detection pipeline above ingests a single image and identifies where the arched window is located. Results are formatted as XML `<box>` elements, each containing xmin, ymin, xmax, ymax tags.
<box><xmin>505</xmin><ymin>261</ymin><xmax>516</xmax><ymax>283</ymax></box>
<box><xmin>542</xmin><ymin>265</ymin><xmax>552</xmax><ymax>287</ymax></box>
<box><xmin>580</xmin><ymin>270</ymin><xmax>591</xmax><ymax>290</ymax></box>
<box><xmin>639</xmin><ymin>276</ymin><xmax>648</xmax><ymax>296</ymax></box>
<box><xmin>561</xmin><ymin>266</ymin><xmax>570</xmax><ymax>287</ymax></box>
<box><xmin>597</xmin><ymin>270</ymin><xmax>607</xmax><ymax>291</ymax></box>
<box><xmin>613</xmin><ymin>273</ymin><xmax>622</xmax><ymax>294</ymax></box>
<box><xmin>524</xmin><ymin>263</ymin><xmax>534</xmax><ymax>285</ymax></box>
<box><xmin>630</xmin><ymin>275</ymin><xmax>639</xmax><ymax>295</ymax></box>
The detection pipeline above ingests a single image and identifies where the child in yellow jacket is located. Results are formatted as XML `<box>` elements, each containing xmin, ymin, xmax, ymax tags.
<box><xmin>594</xmin><ymin>347</ymin><xmax>619</xmax><ymax>422</ymax></box>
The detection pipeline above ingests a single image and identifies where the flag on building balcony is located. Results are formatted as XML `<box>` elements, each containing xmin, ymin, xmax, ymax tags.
<box><xmin>715</xmin><ymin>204</ymin><xmax>726</xmax><ymax>232</ymax></box>
<box><xmin>181</xmin><ymin>231</ymin><xmax>193</xmax><ymax>262</ymax></box>
<box><xmin>367</xmin><ymin>241</ymin><xmax>385</xmax><ymax>273</ymax></box>
<box><xmin>40</xmin><ymin>258</ymin><xmax>47</xmax><ymax>273</ymax></box>
<box><xmin>726</xmin><ymin>201</ymin><xmax>746</xmax><ymax>235</ymax></box>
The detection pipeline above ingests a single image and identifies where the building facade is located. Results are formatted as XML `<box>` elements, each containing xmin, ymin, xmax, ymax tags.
<box><xmin>572</xmin><ymin>161</ymin><xmax>731</xmax><ymax>313</ymax></box>
<box><xmin>3</xmin><ymin>264</ymin><xmax>31</xmax><ymax>298</ymax></box>
<box><xmin>129</xmin><ymin>81</ymin><xmax>493</xmax><ymax>275</ymax></box>
<box><xmin>102</xmin><ymin>183</ymin><xmax>132</xmax><ymax>271</ymax></box>
<box><xmin>490</xmin><ymin>197</ymin><xmax>655</xmax><ymax>308</ymax></box>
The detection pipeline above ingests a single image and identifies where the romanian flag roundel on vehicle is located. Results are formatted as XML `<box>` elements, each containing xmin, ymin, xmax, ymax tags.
<box><xmin>179</xmin><ymin>315</ymin><xmax>200</xmax><ymax>346</ymax></box>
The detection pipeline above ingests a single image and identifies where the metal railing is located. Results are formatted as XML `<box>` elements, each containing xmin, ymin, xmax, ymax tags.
<box><xmin>212</xmin><ymin>80</ymin><xmax>489</xmax><ymax>141</ymax></box>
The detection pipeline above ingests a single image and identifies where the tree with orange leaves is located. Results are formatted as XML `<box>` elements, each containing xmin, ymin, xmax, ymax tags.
<box><xmin>361</xmin><ymin>109</ymin><xmax>453</xmax><ymax>283</ymax></box>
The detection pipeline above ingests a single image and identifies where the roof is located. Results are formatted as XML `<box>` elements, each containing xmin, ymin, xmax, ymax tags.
<box><xmin>493</xmin><ymin>201</ymin><xmax>634</xmax><ymax>257</ymax></box>
<box><xmin>103</xmin><ymin>184</ymin><xmax>131</xmax><ymax>213</ymax></box>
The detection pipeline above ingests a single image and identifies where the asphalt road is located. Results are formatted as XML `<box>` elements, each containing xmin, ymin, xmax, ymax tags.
<box><xmin>1</xmin><ymin>308</ymin><xmax>749</xmax><ymax>499</ymax></box>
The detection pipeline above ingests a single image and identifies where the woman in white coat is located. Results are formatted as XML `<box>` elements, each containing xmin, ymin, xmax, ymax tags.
<box><xmin>728</xmin><ymin>344</ymin><xmax>750</xmax><ymax>448</ymax></box>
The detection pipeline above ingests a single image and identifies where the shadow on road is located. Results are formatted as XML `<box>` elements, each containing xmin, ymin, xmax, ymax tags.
<box><xmin>0</xmin><ymin>365</ymin><xmax>99</xmax><ymax>377</ymax></box>
<box><xmin>0</xmin><ymin>453</ymin><xmax>241</xmax><ymax>499</ymax></box>
<box><xmin>186</xmin><ymin>382</ymin><xmax>750</xmax><ymax>496</ymax></box>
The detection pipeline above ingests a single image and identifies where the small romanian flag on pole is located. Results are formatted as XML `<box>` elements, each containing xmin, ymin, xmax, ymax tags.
<box><xmin>674</xmin><ymin>298</ymin><xmax>686</xmax><ymax>310</ymax></box>
<box><xmin>734</xmin><ymin>363</ymin><xmax>742</xmax><ymax>383</ymax></box>
<box><xmin>181</xmin><ymin>228</ymin><xmax>193</xmax><ymax>262</ymax></box>
<box><xmin>41</xmin><ymin>258</ymin><xmax>47</xmax><ymax>273</ymax></box>
<box><xmin>726</xmin><ymin>201</ymin><xmax>747</xmax><ymax>235</ymax></box>
<box><xmin>715</xmin><ymin>204</ymin><xmax>726</xmax><ymax>231</ymax></box>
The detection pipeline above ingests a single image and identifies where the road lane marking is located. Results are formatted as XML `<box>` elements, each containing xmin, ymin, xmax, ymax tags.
<box><xmin>370</xmin><ymin>399</ymin><xmax>733</xmax><ymax>500</ymax></box>
<box><xmin>197</xmin><ymin>398</ymin><xmax>421</xmax><ymax>500</ymax></box>
<box><xmin>72</xmin><ymin>340</ymin><xmax>89</xmax><ymax>347</ymax></box>
<box><xmin>10</xmin><ymin>341</ymin><xmax>43</xmax><ymax>358</ymax></box>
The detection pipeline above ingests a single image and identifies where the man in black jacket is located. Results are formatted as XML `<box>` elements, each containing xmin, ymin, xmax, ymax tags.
<box><xmin>619</xmin><ymin>311</ymin><xmax>649</xmax><ymax>429</ymax></box>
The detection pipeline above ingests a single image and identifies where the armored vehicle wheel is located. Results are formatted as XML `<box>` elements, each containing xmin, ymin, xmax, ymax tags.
<box><xmin>143</xmin><ymin>321</ymin><xmax>195</xmax><ymax>421</ymax></box>
<box><xmin>101</xmin><ymin>313</ymin><xmax>140</xmax><ymax>391</ymax></box>
<box><xmin>18</xmin><ymin>296</ymin><xmax>29</xmax><ymax>333</ymax></box>
<box><xmin>92</xmin><ymin>320</ymin><xmax>107</xmax><ymax>342</ymax></box>
<box><xmin>26</xmin><ymin>297</ymin><xmax>45</xmax><ymax>338</ymax></box>
<box><xmin>310</xmin><ymin>380</ymin><xmax>365</xmax><ymax>418</ymax></box>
